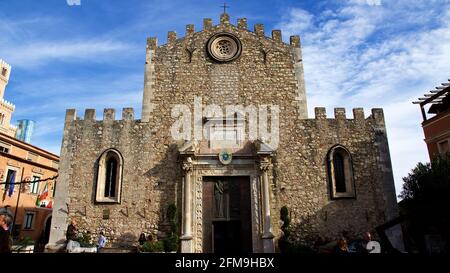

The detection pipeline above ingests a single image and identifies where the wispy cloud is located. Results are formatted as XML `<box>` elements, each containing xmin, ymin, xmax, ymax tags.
<box><xmin>276</xmin><ymin>0</ymin><xmax>450</xmax><ymax>198</ymax></box>
<box><xmin>2</xmin><ymin>39</ymin><xmax>136</xmax><ymax>68</ymax></box>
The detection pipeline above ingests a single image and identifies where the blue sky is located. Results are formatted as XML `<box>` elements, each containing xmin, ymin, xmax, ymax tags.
<box><xmin>1</xmin><ymin>0</ymin><xmax>449</xmax><ymax>198</ymax></box>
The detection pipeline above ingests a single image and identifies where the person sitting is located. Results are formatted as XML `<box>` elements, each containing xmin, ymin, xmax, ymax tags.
<box><xmin>334</xmin><ymin>237</ymin><xmax>349</xmax><ymax>253</ymax></box>
<box><xmin>66</xmin><ymin>219</ymin><xmax>81</xmax><ymax>251</ymax></box>
<box><xmin>138</xmin><ymin>233</ymin><xmax>146</xmax><ymax>245</ymax></box>
<box><xmin>97</xmin><ymin>231</ymin><xmax>107</xmax><ymax>252</ymax></box>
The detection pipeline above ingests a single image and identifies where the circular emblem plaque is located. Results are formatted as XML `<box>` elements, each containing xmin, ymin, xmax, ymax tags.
<box><xmin>219</xmin><ymin>150</ymin><xmax>233</xmax><ymax>165</ymax></box>
<box><xmin>207</xmin><ymin>33</ymin><xmax>242</xmax><ymax>62</ymax></box>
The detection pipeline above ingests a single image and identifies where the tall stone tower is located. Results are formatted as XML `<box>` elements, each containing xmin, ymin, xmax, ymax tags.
<box><xmin>0</xmin><ymin>59</ymin><xmax>17</xmax><ymax>137</ymax></box>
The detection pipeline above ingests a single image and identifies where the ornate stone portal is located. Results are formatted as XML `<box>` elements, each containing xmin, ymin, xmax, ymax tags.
<box><xmin>178</xmin><ymin>140</ymin><xmax>275</xmax><ymax>253</ymax></box>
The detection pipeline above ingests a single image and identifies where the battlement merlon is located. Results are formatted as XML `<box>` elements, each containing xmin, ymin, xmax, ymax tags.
<box><xmin>186</xmin><ymin>24</ymin><xmax>195</xmax><ymax>36</ymax></box>
<box><xmin>0</xmin><ymin>59</ymin><xmax>11</xmax><ymax>69</ymax></box>
<box><xmin>0</xmin><ymin>99</ymin><xmax>15</xmax><ymax>111</ymax></box>
<box><xmin>0</xmin><ymin>59</ymin><xmax>12</xmax><ymax>79</ymax></box>
<box><xmin>313</xmin><ymin>107</ymin><xmax>386</xmax><ymax>125</ymax></box>
<box><xmin>145</xmin><ymin>14</ymin><xmax>302</xmax><ymax>49</ymax></box>
<box><xmin>237</xmin><ymin>18</ymin><xmax>247</xmax><ymax>30</ymax></box>
<box><xmin>64</xmin><ymin>108</ymin><xmax>137</xmax><ymax>123</ymax></box>
<box><xmin>220</xmin><ymin>13</ymin><xmax>230</xmax><ymax>25</ymax></box>
<box><xmin>168</xmin><ymin>31</ymin><xmax>177</xmax><ymax>45</ymax></box>
<box><xmin>203</xmin><ymin>18</ymin><xmax>213</xmax><ymax>31</ymax></box>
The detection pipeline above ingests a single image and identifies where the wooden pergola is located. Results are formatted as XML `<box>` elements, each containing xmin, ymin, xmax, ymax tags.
<box><xmin>413</xmin><ymin>79</ymin><xmax>450</xmax><ymax>121</ymax></box>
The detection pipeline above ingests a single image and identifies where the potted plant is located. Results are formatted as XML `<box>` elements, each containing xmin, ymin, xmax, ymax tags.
<box><xmin>12</xmin><ymin>236</ymin><xmax>35</xmax><ymax>253</ymax></box>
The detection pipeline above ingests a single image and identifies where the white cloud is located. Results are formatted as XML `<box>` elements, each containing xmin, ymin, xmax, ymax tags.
<box><xmin>66</xmin><ymin>0</ymin><xmax>81</xmax><ymax>6</ymax></box>
<box><xmin>277</xmin><ymin>8</ymin><xmax>314</xmax><ymax>34</ymax></box>
<box><xmin>2</xmin><ymin>40</ymin><xmax>133</xmax><ymax>68</ymax></box>
<box><xmin>276</xmin><ymin>1</ymin><xmax>450</xmax><ymax>198</ymax></box>
<box><xmin>0</xmin><ymin>16</ymin><xmax>139</xmax><ymax>68</ymax></box>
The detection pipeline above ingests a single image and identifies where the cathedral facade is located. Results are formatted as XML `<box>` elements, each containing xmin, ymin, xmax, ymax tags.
<box><xmin>48</xmin><ymin>13</ymin><xmax>400</xmax><ymax>253</ymax></box>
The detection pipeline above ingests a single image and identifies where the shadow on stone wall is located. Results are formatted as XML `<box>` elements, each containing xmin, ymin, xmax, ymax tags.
<box><xmin>112</xmin><ymin>232</ymin><xmax>137</xmax><ymax>248</ymax></box>
<box><xmin>275</xmin><ymin>200</ymin><xmax>391</xmax><ymax>253</ymax></box>
<box><xmin>145</xmin><ymin>144</ymin><xmax>182</xmax><ymax>241</ymax></box>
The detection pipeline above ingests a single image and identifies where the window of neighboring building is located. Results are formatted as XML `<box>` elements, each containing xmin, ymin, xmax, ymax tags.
<box><xmin>4</xmin><ymin>169</ymin><xmax>16</xmax><ymax>190</ymax></box>
<box><xmin>0</xmin><ymin>140</ymin><xmax>10</xmax><ymax>154</ymax></box>
<box><xmin>95</xmin><ymin>149</ymin><xmax>123</xmax><ymax>203</ymax></box>
<box><xmin>30</xmin><ymin>175</ymin><xmax>40</xmax><ymax>194</ymax></box>
<box><xmin>438</xmin><ymin>139</ymin><xmax>450</xmax><ymax>155</ymax></box>
<box><xmin>327</xmin><ymin>145</ymin><xmax>356</xmax><ymax>199</ymax></box>
<box><xmin>23</xmin><ymin>212</ymin><xmax>35</xmax><ymax>230</ymax></box>
<box><xmin>1</xmin><ymin>68</ymin><xmax>7</xmax><ymax>77</ymax></box>
<box><xmin>0</xmin><ymin>113</ymin><xmax>5</xmax><ymax>125</ymax></box>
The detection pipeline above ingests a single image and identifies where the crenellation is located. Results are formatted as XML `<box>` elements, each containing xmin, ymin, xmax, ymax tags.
<box><xmin>237</xmin><ymin>18</ymin><xmax>247</xmax><ymax>30</ymax></box>
<box><xmin>314</xmin><ymin>107</ymin><xmax>327</xmax><ymax>119</ymax></box>
<box><xmin>334</xmin><ymin>108</ymin><xmax>346</xmax><ymax>119</ymax></box>
<box><xmin>0</xmin><ymin>59</ymin><xmax>11</xmax><ymax>80</ymax></box>
<box><xmin>122</xmin><ymin>107</ymin><xmax>135</xmax><ymax>121</ymax></box>
<box><xmin>254</xmin><ymin>24</ymin><xmax>265</xmax><ymax>37</ymax></box>
<box><xmin>65</xmin><ymin>109</ymin><xmax>76</xmax><ymax>123</ymax></box>
<box><xmin>290</xmin><ymin>35</ymin><xmax>301</xmax><ymax>48</ymax></box>
<box><xmin>84</xmin><ymin>109</ymin><xmax>96</xmax><ymax>121</ymax></box>
<box><xmin>186</xmin><ymin>24</ymin><xmax>195</xmax><ymax>36</ymax></box>
<box><xmin>168</xmin><ymin>31</ymin><xmax>177</xmax><ymax>44</ymax></box>
<box><xmin>203</xmin><ymin>18</ymin><xmax>212</xmax><ymax>31</ymax></box>
<box><xmin>371</xmin><ymin>108</ymin><xmax>385</xmax><ymax>126</ymax></box>
<box><xmin>147</xmin><ymin>37</ymin><xmax>158</xmax><ymax>50</ymax></box>
<box><xmin>103</xmin><ymin>108</ymin><xmax>116</xmax><ymax>121</ymax></box>
<box><xmin>353</xmin><ymin>108</ymin><xmax>365</xmax><ymax>121</ymax></box>
<box><xmin>272</xmin><ymin>30</ymin><xmax>282</xmax><ymax>42</ymax></box>
<box><xmin>220</xmin><ymin>13</ymin><xmax>230</xmax><ymax>25</ymax></box>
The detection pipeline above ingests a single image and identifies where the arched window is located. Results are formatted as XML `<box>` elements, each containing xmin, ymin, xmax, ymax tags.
<box><xmin>96</xmin><ymin>149</ymin><xmax>123</xmax><ymax>203</ymax></box>
<box><xmin>104</xmin><ymin>156</ymin><xmax>117</xmax><ymax>197</ymax></box>
<box><xmin>327</xmin><ymin>145</ymin><xmax>355</xmax><ymax>199</ymax></box>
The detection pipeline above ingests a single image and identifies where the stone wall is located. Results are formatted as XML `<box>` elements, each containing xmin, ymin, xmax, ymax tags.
<box><xmin>272</xmin><ymin>107</ymin><xmax>398</xmax><ymax>246</ymax></box>
<box><xmin>49</xmin><ymin>14</ymin><xmax>399</xmax><ymax>250</ymax></box>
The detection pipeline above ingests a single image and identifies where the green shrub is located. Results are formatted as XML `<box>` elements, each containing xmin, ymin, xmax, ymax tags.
<box><xmin>163</xmin><ymin>233</ymin><xmax>179</xmax><ymax>252</ymax></box>
<box><xmin>17</xmin><ymin>236</ymin><xmax>34</xmax><ymax>245</ymax></box>
<box><xmin>78</xmin><ymin>231</ymin><xmax>95</xmax><ymax>247</ymax></box>
<box><xmin>164</xmin><ymin>204</ymin><xmax>179</xmax><ymax>252</ymax></box>
<box><xmin>280</xmin><ymin>206</ymin><xmax>290</xmax><ymax>237</ymax></box>
<box><xmin>142</xmin><ymin>241</ymin><xmax>164</xmax><ymax>252</ymax></box>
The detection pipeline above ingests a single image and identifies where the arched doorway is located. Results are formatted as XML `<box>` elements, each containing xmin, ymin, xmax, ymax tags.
<box><xmin>44</xmin><ymin>216</ymin><xmax>52</xmax><ymax>244</ymax></box>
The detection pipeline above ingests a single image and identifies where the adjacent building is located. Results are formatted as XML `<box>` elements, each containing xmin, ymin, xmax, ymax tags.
<box><xmin>0</xmin><ymin>59</ymin><xmax>59</xmax><ymax>245</ymax></box>
<box><xmin>414</xmin><ymin>80</ymin><xmax>450</xmax><ymax>159</ymax></box>
<box><xmin>16</xmin><ymin>119</ymin><xmax>35</xmax><ymax>144</ymax></box>
<box><xmin>0</xmin><ymin>59</ymin><xmax>17</xmax><ymax>137</ymax></box>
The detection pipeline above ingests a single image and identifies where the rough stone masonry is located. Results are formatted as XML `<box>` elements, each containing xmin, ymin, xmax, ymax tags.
<box><xmin>48</xmin><ymin>13</ymin><xmax>402</xmax><ymax>252</ymax></box>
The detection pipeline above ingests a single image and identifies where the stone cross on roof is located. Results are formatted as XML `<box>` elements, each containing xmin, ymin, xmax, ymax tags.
<box><xmin>221</xmin><ymin>3</ymin><xmax>230</xmax><ymax>14</ymax></box>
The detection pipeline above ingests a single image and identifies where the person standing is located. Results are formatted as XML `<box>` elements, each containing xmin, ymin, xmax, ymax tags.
<box><xmin>0</xmin><ymin>213</ymin><xmax>12</xmax><ymax>253</ymax></box>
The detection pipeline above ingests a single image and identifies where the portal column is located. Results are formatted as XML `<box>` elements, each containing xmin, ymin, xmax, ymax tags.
<box><xmin>259</xmin><ymin>159</ymin><xmax>275</xmax><ymax>252</ymax></box>
<box><xmin>181</xmin><ymin>159</ymin><xmax>194</xmax><ymax>253</ymax></box>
